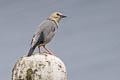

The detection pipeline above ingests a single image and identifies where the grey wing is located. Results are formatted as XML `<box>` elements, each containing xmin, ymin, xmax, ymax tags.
<box><xmin>31</xmin><ymin>34</ymin><xmax>35</xmax><ymax>45</ymax></box>
<box><xmin>31</xmin><ymin>20</ymin><xmax>57</xmax><ymax>47</ymax></box>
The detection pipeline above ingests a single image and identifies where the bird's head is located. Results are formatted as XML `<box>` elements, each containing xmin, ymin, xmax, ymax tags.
<box><xmin>49</xmin><ymin>12</ymin><xmax>66</xmax><ymax>25</ymax></box>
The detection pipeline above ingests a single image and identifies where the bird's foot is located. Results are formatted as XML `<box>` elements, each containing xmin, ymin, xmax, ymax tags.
<box><xmin>42</xmin><ymin>45</ymin><xmax>57</xmax><ymax>57</ymax></box>
<box><xmin>47</xmin><ymin>52</ymin><xmax>57</xmax><ymax>57</ymax></box>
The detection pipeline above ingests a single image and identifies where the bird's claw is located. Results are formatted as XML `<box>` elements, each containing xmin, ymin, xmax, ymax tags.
<box><xmin>47</xmin><ymin>52</ymin><xmax>57</xmax><ymax>57</ymax></box>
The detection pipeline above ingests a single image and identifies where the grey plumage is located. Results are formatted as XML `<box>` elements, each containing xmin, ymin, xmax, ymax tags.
<box><xmin>27</xmin><ymin>19</ymin><xmax>58</xmax><ymax>56</ymax></box>
<box><xmin>27</xmin><ymin>12</ymin><xmax>66</xmax><ymax>56</ymax></box>
<box><xmin>27</xmin><ymin>47</ymin><xmax>36</xmax><ymax>56</ymax></box>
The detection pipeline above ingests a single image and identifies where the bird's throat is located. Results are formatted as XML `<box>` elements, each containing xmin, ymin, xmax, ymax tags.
<box><xmin>49</xmin><ymin>17</ymin><xmax>61</xmax><ymax>26</ymax></box>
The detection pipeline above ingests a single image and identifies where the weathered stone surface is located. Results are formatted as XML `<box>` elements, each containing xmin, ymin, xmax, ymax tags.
<box><xmin>12</xmin><ymin>53</ymin><xmax>67</xmax><ymax>80</ymax></box>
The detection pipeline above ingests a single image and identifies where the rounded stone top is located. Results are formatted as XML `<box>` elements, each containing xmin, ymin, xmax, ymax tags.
<box><xmin>12</xmin><ymin>53</ymin><xmax>67</xmax><ymax>80</ymax></box>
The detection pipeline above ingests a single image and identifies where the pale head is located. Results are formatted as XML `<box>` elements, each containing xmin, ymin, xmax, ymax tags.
<box><xmin>49</xmin><ymin>12</ymin><xmax>66</xmax><ymax>25</ymax></box>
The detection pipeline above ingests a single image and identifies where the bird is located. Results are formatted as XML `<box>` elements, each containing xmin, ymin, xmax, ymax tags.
<box><xmin>27</xmin><ymin>12</ymin><xmax>66</xmax><ymax>56</ymax></box>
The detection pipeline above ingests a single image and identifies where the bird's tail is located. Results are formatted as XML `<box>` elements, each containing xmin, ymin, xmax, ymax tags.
<box><xmin>27</xmin><ymin>46</ymin><xmax>35</xmax><ymax>56</ymax></box>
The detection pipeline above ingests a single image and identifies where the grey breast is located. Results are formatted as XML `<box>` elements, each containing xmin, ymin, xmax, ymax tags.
<box><xmin>31</xmin><ymin>19</ymin><xmax>58</xmax><ymax>47</ymax></box>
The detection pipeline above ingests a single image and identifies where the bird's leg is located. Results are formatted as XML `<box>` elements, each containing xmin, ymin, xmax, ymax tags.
<box><xmin>42</xmin><ymin>45</ymin><xmax>55</xmax><ymax>56</ymax></box>
<box><xmin>38</xmin><ymin>45</ymin><xmax>40</xmax><ymax>53</ymax></box>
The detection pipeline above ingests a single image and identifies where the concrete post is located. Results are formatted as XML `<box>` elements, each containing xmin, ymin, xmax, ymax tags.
<box><xmin>12</xmin><ymin>53</ymin><xmax>67</xmax><ymax>80</ymax></box>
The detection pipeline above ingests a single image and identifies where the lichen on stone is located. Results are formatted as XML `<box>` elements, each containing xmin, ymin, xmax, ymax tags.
<box><xmin>26</xmin><ymin>68</ymin><xmax>33</xmax><ymax>80</ymax></box>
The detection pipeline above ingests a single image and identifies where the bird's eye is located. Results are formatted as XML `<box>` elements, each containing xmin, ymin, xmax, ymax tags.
<box><xmin>56</xmin><ymin>13</ymin><xmax>60</xmax><ymax>16</ymax></box>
